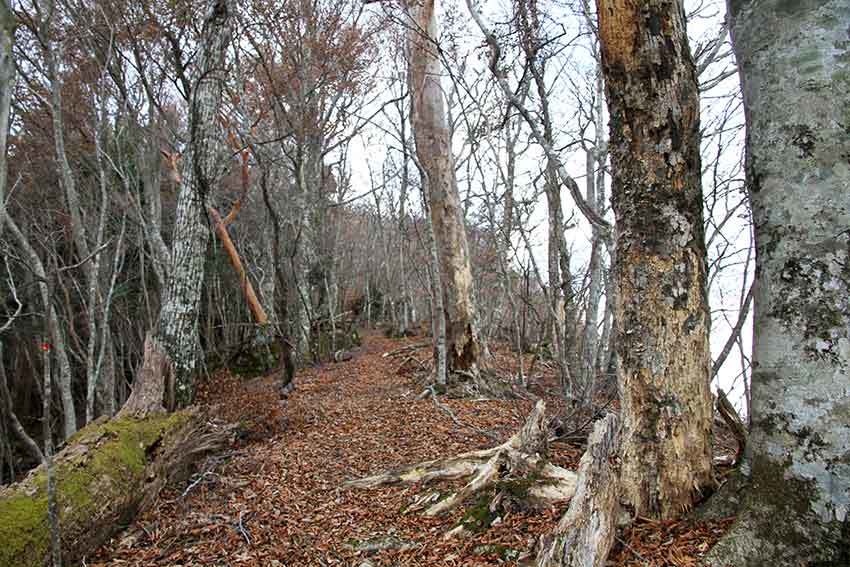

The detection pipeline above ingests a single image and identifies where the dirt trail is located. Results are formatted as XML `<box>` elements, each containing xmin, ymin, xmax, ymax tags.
<box><xmin>91</xmin><ymin>334</ymin><xmax>567</xmax><ymax>566</ymax></box>
<box><xmin>91</xmin><ymin>333</ymin><xmax>731</xmax><ymax>567</ymax></box>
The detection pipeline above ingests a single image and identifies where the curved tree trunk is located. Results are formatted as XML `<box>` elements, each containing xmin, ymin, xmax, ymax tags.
<box><xmin>705</xmin><ymin>2</ymin><xmax>850</xmax><ymax>565</ymax></box>
<box><xmin>597</xmin><ymin>0</ymin><xmax>714</xmax><ymax>519</ymax></box>
<box><xmin>408</xmin><ymin>0</ymin><xmax>482</xmax><ymax>374</ymax></box>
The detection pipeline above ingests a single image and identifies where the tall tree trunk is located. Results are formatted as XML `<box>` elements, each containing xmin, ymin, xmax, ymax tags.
<box><xmin>156</xmin><ymin>0</ymin><xmax>232</xmax><ymax>405</ymax></box>
<box><xmin>0</xmin><ymin>0</ymin><xmax>11</xmax><ymax>236</ymax></box>
<box><xmin>597</xmin><ymin>0</ymin><xmax>713</xmax><ymax>519</ymax></box>
<box><xmin>408</xmin><ymin>0</ymin><xmax>482</xmax><ymax>374</ymax></box>
<box><xmin>543</xmin><ymin>164</ymin><xmax>571</xmax><ymax>390</ymax></box>
<box><xmin>581</xmin><ymin>53</ymin><xmax>607</xmax><ymax>395</ymax></box>
<box><xmin>706</xmin><ymin>2</ymin><xmax>850</xmax><ymax>564</ymax></box>
<box><xmin>421</xmin><ymin>181</ymin><xmax>448</xmax><ymax>386</ymax></box>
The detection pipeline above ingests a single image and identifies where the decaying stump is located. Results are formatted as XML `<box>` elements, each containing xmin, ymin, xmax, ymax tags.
<box><xmin>0</xmin><ymin>408</ymin><xmax>235</xmax><ymax>567</ymax></box>
<box><xmin>345</xmin><ymin>401</ymin><xmax>577</xmax><ymax>537</ymax></box>
<box><xmin>536</xmin><ymin>414</ymin><xmax>620</xmax><ymax>567</ymax></box>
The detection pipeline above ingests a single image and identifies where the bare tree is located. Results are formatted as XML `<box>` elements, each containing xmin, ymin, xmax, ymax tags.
<box><xmin>407</xmin><ymin>0</ymin><xmax>482</xmax><ymax>375</ymax></box>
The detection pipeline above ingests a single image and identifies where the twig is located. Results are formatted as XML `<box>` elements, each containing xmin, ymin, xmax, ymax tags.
<box><xmin>395</xmin><ymin>355</ymin><xmax>426</xmax><ymax>374</ymax></box>
<box><xmin>427</xmin><ymin>386</ymin><xmax>500</xmax><ymax>443</ymax></box>
<box><xmin>236</xmin><ymin>510</ymin><xmax>252</xmax><ymax>546</ymax></box>
<box><xmin>180</xmin><ymin>471</ymin><xmax>217</xmax><ymax>499</ymax></box>
<box><xmin>382</xmin><ymin>341</ymin><xmax>430</xmax><ymax>358</ymax></box>
<box><xmin>616</xmin><ymin>536</ymin><xmax>650</xmax><ymax>563</ymax></box>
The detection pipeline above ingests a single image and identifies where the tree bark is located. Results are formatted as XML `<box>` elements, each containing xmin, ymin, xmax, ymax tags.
<box><xmin>705</xmin><ymin>2</ymin><xmax>850</xmax><ymax>564</ymax></box>
<box><xmin>156</xmin><ymin>0</ymin><xmax>232</xmax><ymax>405</ymax></box>
<box><xmin>0</xmin><ymin>0</ymin><xmax>11</xmax><ymax>236</ymax></box>
<box><xmin>408</xmin><ymin>0</ymin><xmax>482</xmax><ymax>374</ymax></box>
<box><xmin>536</xmin><ymin>415</ymin><xmax>619</xmax><ymax>567</ymax></box>
<box><xmin>0</xmin><ymin>409</ymin><xmax>235</xmax><ymax>567</ymax></box>
<box><xmin>596</xmin><ymin>0</ymin><xmax>713</xmax><ymax>519</ymax></box>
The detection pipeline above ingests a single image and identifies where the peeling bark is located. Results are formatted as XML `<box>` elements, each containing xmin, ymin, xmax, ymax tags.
<box><xmin>596</xmin><ymin>0</ymin><xmax>714</xmax><ymax>519</ymax></box>
<box><xmin>537</xmin><ymin>415</ymin><xmax>619</xmax><ymax>567</ymax></box>
<box><xmin>408</xmin><ymin>0</ymin><xmax>482</xmax><ymax>374</ymax></box>
<box><xmin>705</xmin><ymin>2</ymin><xmax>850</xmax><ymax>564</ymax></box>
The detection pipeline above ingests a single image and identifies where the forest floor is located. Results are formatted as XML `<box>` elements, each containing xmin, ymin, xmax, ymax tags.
<box><xmin>90</xmin><ymin>332</ymin><xmax>734</xmax><ymax>567</ymax></box>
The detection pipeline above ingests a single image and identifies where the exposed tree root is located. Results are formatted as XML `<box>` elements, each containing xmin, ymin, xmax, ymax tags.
<box><xmin>345</xmin><ymin>401</ymin><xmax>577</xmax><ymax>536</ymax></box>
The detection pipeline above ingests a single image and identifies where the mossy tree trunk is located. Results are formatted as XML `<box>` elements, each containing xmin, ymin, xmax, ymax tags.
<box><xmin>597</xmin><ymin>0</ymin><xmax>714</xmax><ymax>520</ymax></box>
<box><xmin>705</xmin><ymin>2</ymin><xmax>850</xmax><ymax>565</ymax></box>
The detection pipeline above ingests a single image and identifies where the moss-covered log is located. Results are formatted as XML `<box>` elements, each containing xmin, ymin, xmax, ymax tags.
<box><xmin>0</xmin><ymin>409</ymin><xmax>235</xmax><ymax>567</ymax></box>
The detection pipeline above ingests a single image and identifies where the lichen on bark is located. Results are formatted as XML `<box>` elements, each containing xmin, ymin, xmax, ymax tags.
<box><xmin>597</xmin><ymin>0</ymin><xmax>714</xmax><ymax>520</ymax></box>
<box><xmin>706</xmin><ymin>0</ymin><xmax>850</xmax><ymax>564</ymax></box>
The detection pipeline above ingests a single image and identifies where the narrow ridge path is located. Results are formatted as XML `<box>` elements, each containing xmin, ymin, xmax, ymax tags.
<box><xmin>92</xmin><ymin>333</ymin><xmax>565</xmax><ymax>567</ymax></box>
<box><xmin>91</xmin><ymin>333</ymin><xmax>731</xmax><ymax>566</ymax></box>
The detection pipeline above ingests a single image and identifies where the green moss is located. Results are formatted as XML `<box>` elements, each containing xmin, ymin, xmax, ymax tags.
<box><xmin>741</xmin><ymin>453</ymin><xmax>848</xmax><ymax>562</ymax></box>
<box><xmin>0</xmin><ymin>411</ymin><xmax>191</xmax><ymax>567</ymax></box>
<box><xmin>0</xmin><ymin>494</ymin><xmax>49</xmax><ymax>567</ymax></box>
<box><xmin>495</xmin><ymin>477</ymin><xmax>534</xmax><ymax>499</ymax></box>
<box><xmin>459</xmin><ymin>493</ymin><xmax>497</xmax><ymax>532</ymax></box>
<box><xmin>473</xmin><ymin>544</ymin><xmax>521</xmax><ymax>561</ymax></box>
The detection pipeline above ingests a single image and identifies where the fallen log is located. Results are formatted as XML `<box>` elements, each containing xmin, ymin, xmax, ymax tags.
<box><xmin>382</xmin><ymin>341</ymin><xmax>430</xmax><ymax>358</ymax></box>
<box><xmin>0</xmin><ymin>407</ymin><xmax>236</xmax><ymax>567</ymax></box>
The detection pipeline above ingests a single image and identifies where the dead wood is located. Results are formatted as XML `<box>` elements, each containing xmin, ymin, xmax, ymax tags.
<box><xmin>208</xmin><ymin>206</ymin><xmax>269</xmax><ymax>326</ymax></box>
<box><xmin>536</xmin><ymin>414</ymin><xmax>620</xmax><ymax>567</ymax></box>
<box><xmin>0</xmin><ymin>408</ymin><xmax>236</xmax><ymax>567</ymax></box>
<box><xmin>382</xmin><ymin>341</ymin><xmax>430</xmax><ymax>358</ymax></box>
<box><xmin>333</xmin><ymin>349</ymin><xmax>354</xmax><ymax>363</ymax></box>
<box><xmin>118</xmin><ymin>333</ymin><xmax>171</xmax><ymax>419</ymax></box>
<box><xmin>345</xmin><ymin>400</ymin><xmax>577</xmax><ymax>536</ymax></box>
<box><xmin>716</xmin><ymin>389</ymin><xmax>746</xmax><ymax>463</ymax></box>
